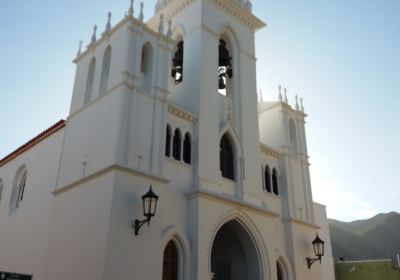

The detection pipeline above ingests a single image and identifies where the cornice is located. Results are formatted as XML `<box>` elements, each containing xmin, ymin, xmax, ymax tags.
<box><xmin>207</xmin><ymin>0</ymin><xmax>266</xmax><ymax>31</ymax></box>
<box><xmin>53</xmin><ymin>164</ymin><xmax>170</xmax><ymax>196</ymax></box>
<box><xmin>260</xmin><ymin>143</ymin><xmax>280</xmax><ymax>159</ymax></box>
<box><xmin>186</xmin><ymin>188</ymin><xmax>280</xmax><ymax>218</ymax></box>
<box><xmin>168</xmin><ymin>104</ymin><xmax>198</xmax><ymax>123</ymax></box>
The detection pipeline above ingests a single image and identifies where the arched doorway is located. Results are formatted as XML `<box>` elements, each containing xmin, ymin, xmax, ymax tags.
<box><xmin>211</xmin><ymin>220</ymin><xmax>261</xmax><ymax>280</ymax></box>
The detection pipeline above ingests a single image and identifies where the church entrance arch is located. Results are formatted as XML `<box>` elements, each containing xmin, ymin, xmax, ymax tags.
<box><xmin>211</xmin><ymin>220</ymin><xmax>261</xmax><ymax>280</ymax></box>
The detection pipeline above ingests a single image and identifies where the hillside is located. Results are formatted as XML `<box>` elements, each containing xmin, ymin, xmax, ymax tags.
<box><xmin>329</xmin><ymin>212</ymin><xmax>400</xmax><ymax>261</ymax></box>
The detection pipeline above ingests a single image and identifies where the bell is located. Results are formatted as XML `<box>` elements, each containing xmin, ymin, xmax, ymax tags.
<box><xmin>219</xmin><ymin>74</ymin><xmax>226</xmax><ymax>89</ymax></box>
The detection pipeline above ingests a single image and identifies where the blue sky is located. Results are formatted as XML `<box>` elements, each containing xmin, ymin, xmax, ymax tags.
<box><xmin>1</xmin><ymin>0</ymin><xmax>399</xmax><ymax>222</ymax></box>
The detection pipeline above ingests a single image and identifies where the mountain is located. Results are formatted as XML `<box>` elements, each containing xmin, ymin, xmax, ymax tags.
<box><xmin>329</xmin><ymin>212</ymin><xmax>400</xmax><ymax>261</ymax></box>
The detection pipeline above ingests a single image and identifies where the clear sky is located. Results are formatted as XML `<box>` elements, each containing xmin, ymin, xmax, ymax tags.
<box><xmin>1</xmin><ymin>0</ymin><xmax>399</xmax><ymax>222</ymax></box>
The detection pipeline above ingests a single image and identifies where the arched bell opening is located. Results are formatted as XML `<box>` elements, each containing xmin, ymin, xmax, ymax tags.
<box><xmin>218</xmin><ymin>38</ymin><xmax>233</xmax><ymax>96</ymax></box>
<box><xmin>211</xmin><ymin>220</ymin><xmax>261</xmax><ymax>280</ymax></box>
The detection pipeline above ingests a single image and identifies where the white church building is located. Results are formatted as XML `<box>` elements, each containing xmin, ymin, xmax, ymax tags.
<box><xmin>0</xmin><ymin>0</ymin><xmax>335</xmax><ymax>279</ymax></box>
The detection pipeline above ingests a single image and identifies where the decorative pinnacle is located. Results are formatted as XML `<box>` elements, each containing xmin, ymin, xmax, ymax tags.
<box><xmin>76</xmin><ymin>40</ymin><xmax>83</xmax><ymax>57</ymax></box>
<box><xmin>259</xmin><ymin>88</ymin><xmax>264</xmax><ymax>102</ymax></box>
<box><xmin>139</xmin><ymin>2</ymin><xmax>144</xmax><ymax>22</ymax></box>
<box><xmin>300</xmin><ymin>98</ymin><xmax>304</xmax><ymax>112</ymax></box>
<box><xmin>278</xmin><ymin>85</ymin><xmax>282</xmax><ymax>101</ymax></box>
<box><xmin>91</xmin><ymin>25</ymin><xmax>97</xmax><ymax>44</ymax></box>
<box><xmin>105</xmin><ymin>12</ymin><xmax>112</xmax><ymax>32</ymax></box>
<box><xmin>158</xmin><ymin>14</ymin><xmax>164</xmax><ymax>33</ymax></box>
<box><xmin>284</xmin><ymin>88</ymin><xmax>288</xmax><ymax>103</ymax></box>
<box><xmin>128</xmin><ymin>0</ymin><xmax>134</xmax><ymax>16</ymax></box>
<box><xmin>295</xmin><ymin>95</ymin><xmax>299</xmax><ymax>110</ymax></box>
<box><xmin>167</xmin><ymin>18</ymin><xmax>172</xmax><ymax>37</ymax></box>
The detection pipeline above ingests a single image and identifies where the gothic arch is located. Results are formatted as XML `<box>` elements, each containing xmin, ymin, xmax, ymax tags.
<box><xmin>10</xmin><ymin>165</ymin><xmax>28</xmax><ymax>209</ymax></box>
<box><xmin>84</xmin><ymin>57</ymin><xmax>96</xmax><ymax>105</ymax></box>
<box><xmin>276</xmin><ymin>256</ymin><xmax>293</xmax><ymax>280</ymax></box>
<box><xmin>99</xmin><ymin>45</ymin><xmax>112</xmax><ymax>96</ymax></box>
<box><xmin>140</xmin><ymin>42</ymin><xmax>154</xmax><ymax>92</ymax></box>
<box><xmin>208</xmin><ymin>209</ymin><xmax>271</xmax><ymax>280</ymax></box>
<box><xmin>161</xmin><ymin>226</ymin><xmax>191</xmax><ymax>280</ymax></box>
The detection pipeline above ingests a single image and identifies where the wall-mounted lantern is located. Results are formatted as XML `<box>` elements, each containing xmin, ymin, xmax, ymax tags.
<box><xmin>307</xmin><ymin>234</ymin><xmax>325</xmax><ymax>269</ymax></box>
<box><xmin>132</xmin><ymin>185</ymin><xmax>159</xmax><ymax>235</ymax></box>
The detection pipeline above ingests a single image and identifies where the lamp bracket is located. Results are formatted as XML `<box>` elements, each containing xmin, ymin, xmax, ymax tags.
<box><xmin>132</xmin><ymin>218</ymin><xmax>150</xmax><ymax>235</ymax></box>
<box><xmin>306</xmin><ymin>256</ymin><xmax>321</xmax><ymax>269</ymax></box>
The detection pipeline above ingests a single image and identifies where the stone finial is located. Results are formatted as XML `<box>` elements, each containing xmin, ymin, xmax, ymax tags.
<box><xmin>295</xmin><ymin>95</ymin><xmax>299</xmax><ymax>110</ymax></box>
<box><xmin>128</xmin><ymin>0</ymin><xmax>134</xmax><ymax>16</ymax></box>
<box><xmin>76</xmin><ymin>40</ymin><xmax>83</xmax><ymax>57</ymax></box>
<box><xmin>105</xmin><ymin>12</ymin><xmax>112</xmax><ymax>32</ymax></box>
<box><xmin>278</xmin><ymin>85</ymin><xmax>283</xmax><ymax>101</ymax></box>
<box><xmin>91</xmin><ymin>25</ymin><xmax>97</xmax><ymax>44</ymax></box>
<box><xmin>284</xmin><ymin>88</ymin><xmax>288</xmax><ymax>103</ymax></box>
<box><xmin>259</xmin><ymin>88</ymin><xmax>264</xmax><ymax>102</ymax></box>
<box><xmin>300</xmin><ymin>97</ymin><xmax>304</xmax><ymax>112</ymax></box>
<box><xmin>167</xmin><ymin>18</ymin><xmax>173</xmax><ymax>37</ymax></box>
<box><xmin>158</xmin><ymin>14</ymin><xmax>165</xmax><ymax>33</ymax></box>
<box><xmin>139</xmin><ymin>2</ymin><xmax>144</xmax><ymax>22</ymax></box>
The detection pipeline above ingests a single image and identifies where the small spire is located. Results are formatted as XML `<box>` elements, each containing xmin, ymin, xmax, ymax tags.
<box><xmin>300</xmin><ymin>97</ymin><xmax>304</xmax><ymax>112</ymax></box>
<box><xmin>284</xmin><ymin>88</ymin><xmax>288</xmax><ymax>103</ymax></box>
<box><xmin>158</xmin><ymin>14</ymin><xmax>164</xmax><ymax>33</ymax></box>
<box><xmin>295</xmin><ymin>95</ymin><xmax>299</xmax><ymax>110</ymax></box>
<box><xmin>278</xmin><ymin>85</ymin><xmax>282</xmax><ymax>101</ymax></box>
<box><xmin>76</xmin><ymin>40</ymin><xmax>83</xmax><ymax>57</ymax></box>
<box><xmin>128</xmin><ymin>0</ymin><xmax>134</xmax><ymax>16</ymax></box>
<box><xmin>105</xmin><ymin>12</ymin><xmax>112</xmax><ymax>32</ymax></box>
<box><xmin>167</xmin><ymin>18</ymin><xmax>172</xmax><ymax>37</ymax></box>
<box><xmin>139</xmin><ymin>2</ymin><xmax>144</xmax><ymax>22</ymax></box>
<box><xmin>259</xmin><ymin>88</ymin><xmax>264</xmax><ymax>102</ymax></box>
<box><xmin>91</xmin><ymin>25</ymin><xmax>97</xmax><ymax>44</ymax></box>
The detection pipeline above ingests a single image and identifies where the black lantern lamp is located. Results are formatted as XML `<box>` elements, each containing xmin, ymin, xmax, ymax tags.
<box><xmin>307</xmin><ymin>234</ymin><xmax>325</xmax><ymax>269</ymax></box>
<box><xmin>132</xmin><ymin>185</ymin><xmax>159</xmax><ymax>235</ymax></box>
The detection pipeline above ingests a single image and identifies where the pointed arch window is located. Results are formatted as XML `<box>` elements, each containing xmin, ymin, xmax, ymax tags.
<box><xmin>173</xmin><ymin>129</ymin><xmax>182</xmax><ymax>160</ymax></box>
<box><xmin>140</xmin><ymin>43</ymin><xmax>154</xmax><ymax>92</ymax></box>
<box><xmin>165</xmin><ymin>124</ymin><xmax>172</xmax><ymax>157</ymax></box>
<box><xmin>218</xmin><ymin>39</ymin><xmax>233</xmax><ymax>94</ymax></box>
<box><xmin>277</xmin><ymin>261</ymin><xmax>284</xmax><ymax>280</ymax></box>
<box><xmin>171</xmin><ymin>41</ymin><xmax>184</xmax><ymax>84</ymax></box>
<box><xmin>289</xmin><ymin>119</ymin><xmax>298</xmax><ymax>157</ymax></box>
<box><xmin>183</xmin><ymin>133</ymin><xmax>191</xmax><ymax>164</ymax></box>
<box><xmin>272</xmin><ymin>168</ymin><xmax>279</xmax><ymax>195</ymax></box>
<box><xmin>141</xmin><ymin>44</ymin><xmax>150</xmax><ymax>74</ymax></box>
<box><xmin>162</xmin><ymin>240</ymin><xmax>179</xmax><ymax>280</ymax></box>
<box><xmin>84</xmin><ymin>58</ymin><xmax>96</xmax><ymax>105</ymax></box>
<box><xmin>264</xmin><ymin>165</ymin><xmax>272</xmax><ymax>193</ymax></box>
<box><xmin>11</xmin><ymin>167</ymin><xmax>28</xmax><ymax>208</ymax></box>
<box><xmin>220</xmin><ymin>133</ymin><xmax>235</xmax><ymax>180</ymax></box>
<box><xmin>99</xmin><ymin>46</ymin><xmax>111</xmax><ymax>96</ymax></box>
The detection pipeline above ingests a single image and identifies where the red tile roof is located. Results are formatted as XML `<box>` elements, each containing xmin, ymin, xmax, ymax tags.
<box><xmin>0</xmin><ymin>120</ymin><xmax>66</xmax><ymax>167</ymax></box>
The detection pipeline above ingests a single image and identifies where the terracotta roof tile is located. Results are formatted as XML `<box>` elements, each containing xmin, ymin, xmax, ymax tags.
<box><xmin>0</xmin><ymin>120</ymin><xmax>65</xmax><ymax>167</ymax></box>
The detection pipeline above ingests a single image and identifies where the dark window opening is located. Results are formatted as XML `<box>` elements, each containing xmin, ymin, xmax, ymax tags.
<box><xmin>171</xmin><ymin>41</ymin><xmax>184</xmax><ymax>84</ymax></box>
<box><xmin>218</xmin><ymin>39</ymin><xmax>233</xmax><ymax>94</ymax></box>
<box><xmin>277</xmin><ymin>262</ymin><xmax>284</xmax><ymax>280</ymax></box>
<box><xmin>220</xmin><ymin>134</ymin><xmax>235</xmax><ymax>180</ymax></box>
<box><xmin>173</xmin><ymin>129</ymin><xmax>182</xmax><ymax>160</ymax></box>
<box><xmin>183</xmin><ymin>133</ymin><xmax>191</xmax><ymax>164</ymax></box>
<box><xmin>165</xmin><ymin>125</ymin><xmax>171</xmax><ymax>157</ymax></box>
<box><xmin>272</xmin><ymin>168</ymin><xmax>279</xmax><ymax>195</ymax></box>
<box><xmin>162</xmin><ymin>241</ymin><xmax>179</xmax><ymax>280</ymax></box>
<box><xmin>141</xmin><ymin>46</ymin><xmax>149</xmax><ymax>73</ymax></box>
<box><xmin>265</xmin><ymin>165</ymin><xmax>272</xmax><ymax>193</ymax></box>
